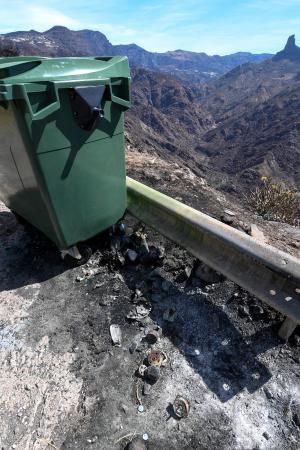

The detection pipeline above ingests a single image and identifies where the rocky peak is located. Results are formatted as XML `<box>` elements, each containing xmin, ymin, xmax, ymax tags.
<box><xmin>285</xmin><ymin>34</ymin><xmax>296</xmax><ymax>50</ymax></box>
<box><xmin>45</xmin><ymin>26</ymin><xmax>70</xmax><ymax>34</ymax></box>
<box><xmin>273</xmin><ymin>34</ymin><xmax>300</xmax><ymax>61</ymax></box>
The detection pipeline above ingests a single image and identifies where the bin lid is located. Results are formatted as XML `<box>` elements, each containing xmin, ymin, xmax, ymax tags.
<box><xmin>0</xmin><ymin>56</ymin><xmax>130</xmax><ymax>83</ymax></box>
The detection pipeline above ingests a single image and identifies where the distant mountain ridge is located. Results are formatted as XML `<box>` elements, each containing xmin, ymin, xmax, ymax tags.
<box><xmin>0</xmin><ymin>26</ymin><xmax>272</xmax><ymax>83</ymax></box>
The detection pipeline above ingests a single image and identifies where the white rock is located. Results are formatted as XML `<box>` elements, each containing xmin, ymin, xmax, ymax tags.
<box><xmin>224</xmin><ymin>209</ymin><xmax>236</xmax><ymax>216</ymax></box>
<box><xmin>109</xmin><ymin>324</ymin><xmax>122</xmax><ymax>346</ymax></box>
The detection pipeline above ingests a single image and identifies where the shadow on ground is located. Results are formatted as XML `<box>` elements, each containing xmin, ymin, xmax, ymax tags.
<box><xmin>118</xmin><ymin>263</ymin><xmax>274</xmax><ymax>403</ymax></box>
<box><xmin>0</xmin><ymin>215</ymin><xmax>66</xmax><ymax>291</ymax></box>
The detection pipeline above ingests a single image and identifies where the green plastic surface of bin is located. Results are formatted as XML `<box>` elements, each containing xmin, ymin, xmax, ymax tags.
<box><xmin>0</xmin><ymin>56</ymin><xmax>131</xmax><ymax>249</ymax></box>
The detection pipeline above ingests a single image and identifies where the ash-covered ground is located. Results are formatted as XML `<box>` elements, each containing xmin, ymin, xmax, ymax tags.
<box><xmin>0</xmin><ymin>151</ymin><xmax>299</xmax><ymax>450</ymax></box>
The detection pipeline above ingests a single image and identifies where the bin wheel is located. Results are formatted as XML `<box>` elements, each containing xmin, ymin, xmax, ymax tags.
<box><xmin>63</xmin><ymin>244</ymin><xmax>92</xmax><ymax>267</ymax></box>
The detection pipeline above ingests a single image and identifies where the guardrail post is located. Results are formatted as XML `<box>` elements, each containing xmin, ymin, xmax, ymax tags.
<box><xmin>278</xmin><ymin>318</ymin><xmax>298</xmax><ymax>341</ymax></box>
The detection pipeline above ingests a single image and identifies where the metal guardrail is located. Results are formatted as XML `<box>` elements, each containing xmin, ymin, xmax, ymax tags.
<box><xmin>126</xmin><ymin>177</ymin><xmax>300</xmax><ymax>339</ymax></box>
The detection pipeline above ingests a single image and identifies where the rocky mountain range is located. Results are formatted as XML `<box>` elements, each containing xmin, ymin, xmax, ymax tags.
<box><xmin>126</xmin><ymin>68</ymin><xmax>213</xmax><ymax>160</ymax></box>
<box><xmin>0</xmin><ymin>26</ymin><xmax>271</xmax><ymax>82</ymax></box>
<box><xmin>198</xmin><ymin>35</ymin><xmax>300</xmax><ymax>189</ymax></box>
<box><xmin>128</xmin><ymin>35</ymin><xmax>300</xmax><ymax>192</ymax></box>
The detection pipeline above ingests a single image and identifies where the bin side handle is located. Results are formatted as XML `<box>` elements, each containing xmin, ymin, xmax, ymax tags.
<box><xmin>19</xmin><ymin>83</ymin><xmax>61</xmax><ymax>121</ymax></box>
<box><xmin>109</xmin><ymin>78</ymin><xmax>131</xmax><ymax>110</ymax></box>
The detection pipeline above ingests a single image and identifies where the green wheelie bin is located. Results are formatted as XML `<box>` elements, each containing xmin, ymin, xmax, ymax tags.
<box><xmin>0</xmin><ymin>56</ymin><xmax>130</xmax><ymax>257</ymax></box>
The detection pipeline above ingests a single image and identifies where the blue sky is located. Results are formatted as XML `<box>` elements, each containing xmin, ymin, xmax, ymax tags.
<box><xmin>1</xmin><ymin>0</ymin><xmax>300</xmax><ymax>55</ymax></box>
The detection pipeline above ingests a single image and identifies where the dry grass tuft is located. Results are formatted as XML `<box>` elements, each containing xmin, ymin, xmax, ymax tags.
<box><xmin>248</xmin><ymin>177</ymin><xmax>300</xmax><ymax>226</ymax></box>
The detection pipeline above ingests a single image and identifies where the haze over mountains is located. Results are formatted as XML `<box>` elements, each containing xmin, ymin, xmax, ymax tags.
<box><xmin>0</xmin><ymin>26</ymin><xmax>299</xmax><ymax>193</ymax></box>
<box><xmin>0</xmin><ymin>26</ymin><xmax>271</xmax><ymax>83</ymax></box>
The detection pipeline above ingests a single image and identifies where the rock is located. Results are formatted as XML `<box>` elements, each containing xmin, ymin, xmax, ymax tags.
<box><xmin>143</xmin><ymin>382</ymin><xmax>152</xmax><ymax>396</ymax></box>
<box><xmin>127</xmin><ymin>305</ymin><xmax>151</xmax><ymax>321</ymax></box>
<box><xmin>117</xmin><ymin>252</ymin><xmax>126</xmax><ymax>266</ymax></box>
<box><xmin>224</xmin><ymin>209</ymin><xmax>236</xmax><ymax>217</ymax></box>
<box><xmin>292</xmin><ymin>355</ymin><xmax>300</xmax><ymax>364</ymax></box>
<box><xmin>115</xmin><ymin>222</ymin><xmax>126</xmax><ymax>235</ymax></box>
<box><xmin>145</xmin><ymin>365</ymin><xmax>160</xmax><ymax>384</ymax></box>
<box><xmin>262</xmin><ymin>432</ymin><xmax>270</xmax><ymax>440</ymax></box>
<box><xmin>134</xmin><ymin>288</ymin><xmax>143</xmax><ymax>298</ymax></box>
<box><xmin>111</xmin><ymin>235</ymin><xmax>122</xmax><ymax>251</ymax></box>
<box><xmin>194</xmin><ymin>261</ymin><xmax>224</xmax><ymax>283</ymax></box>
<box><xmin>291</xmin><ymin>334</ymin><xmax>300</xmax><ymax>347</ymax></box>
<box><xmin>76</xmin><ymin>276</ymin><xmax>84</xmax><ymax>282</ymax></box>
<box><xmin>115</xmin><ymin>273</ymin><xmax>125</xmax><ymax>283</ymax></box>
<box><xmin>237</xmin><ymin>221</ymin><xmax>251</xmax><ymax>233</ymax></box>
<box><xmin>120</xmin><ymin>403</ymin><xmax>128</xmax><ymax>414</ymax></box>
<box><xmin>109</xmin><ymin>324</ymin><xmax>122</xmax><ymax>346</ymax></box>
<box><xmin>148</xmin><ymin>267</ymin><xmax>165</xmax><ymax>279</ymax></box>
<box><xmin>238</xmin><ymin>305</ymin><xmax>249</xmax><ymax>318</ymax></box>
<box><xmin>263</xmin><ymin>387</ymin><xmax>274</xmax><ymax>400</ymax></box>
<box><xmin>129</xmin><ymin>334</ymin><xmax>143</xmax><ymax>353</ymax></box>
<box><xmin>99</xmin><ymin>295</ymin><xmax>115</xmax><ymax>306</ymax></box>
<box><xmin>184</xmin><ymin>346</ymin><xmax>201</xmax><ymax>357</ymax></box>
<box><xmin>164</xmin><ymin>256</ymin><xmax>180</xmax><ymax>272</ymax></box>
<box><xmin>220</xmin><ymin>214</ymin><xmax>234</xmax><ymax>225</ymax></box>
<box><xmin>250</xmin><ymin>304</ymin><xmax>264</xmax><ymax>317</ymax></box>
<box><xmin>140</xmin><ymin>245</ymin><xmax>165</xmax><ymax>264</ymax></box>
<box><xmin>185</xmin><ymin>266</ymin><xmax>193</xmax><ymax>279</ymax></box>
<box><xmin>140</xmin><ymin>316</ymin><xmax>154</xmax><ymax>327</ymax></box>
<box><xmin>163</xmin><ymin>307</ymin><xmax>177</xmax><ymax>322</ymax></box>
<box><xmin>136</xmin><ymin>280</ymin><xmax>148</xmax><ymax>290</ymax></box>
<box><xmin>83</xmin><ymin>267</ymin><xmax>101</xmax><ymax>278</ymax></box>
<box><xmin>138</xmin><ymin>364</ymin><xmax>147</xmax><ymax>377</ymax></box>
<box><xmin>128</xmin><ymin>436</ymin><xmax>147</xmax><ymax>450</ymax></box>
<box><xmin>250</xmin><ymin>224</ymin><xmax>267</xmax><ymax>244</ymax></box>
<box><xmin>292</xmin><ymin>411</ymin><xmax>300</xmax><ymax>428</ymax></box>
<box><xmin>127</xmin><ymin>249</ymin><xmax>138</xmax><ymax>262</ymax></box>
<box><xmin>291</xmin><ymin>241</ymin><xmax>300</xmax><ymax>249</ymax></box>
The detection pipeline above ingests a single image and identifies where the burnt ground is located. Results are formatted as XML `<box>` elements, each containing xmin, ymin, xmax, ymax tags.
<box><xmin>0</xmin><ymin>150</ymin><xmax>300</xmax><ymax>450</ymax></box>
